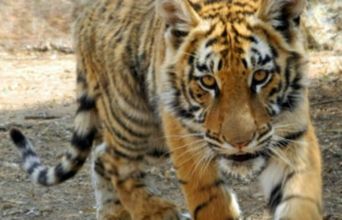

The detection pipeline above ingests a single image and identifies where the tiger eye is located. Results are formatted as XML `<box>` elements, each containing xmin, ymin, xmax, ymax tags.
<box><xmin>200</xmin><ymin>75</ymin><xmax>216</xmax><ymax>88</ymax></box>
<box><xmin>253</xmin><ymin>70</ymin><xmax>268</xmax><ymax>82</ymax></box>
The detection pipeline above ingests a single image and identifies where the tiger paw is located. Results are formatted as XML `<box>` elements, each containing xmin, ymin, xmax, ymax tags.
<box><xmin>131</xmin><ymin>198</ymin><xmax>184</xmax><ymax>220</ymax></box>
<box><xmin>98</xmin><ymin>205</ymin><xmax>131</xmax><ymax>220</ymax></box>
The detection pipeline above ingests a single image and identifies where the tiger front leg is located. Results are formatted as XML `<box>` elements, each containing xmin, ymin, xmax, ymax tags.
<box><xmin>260</xmin><ymin>139</ymin><xmax>323</xmax><ymax>220</ymax></box>
<box><xmin>92</xmin><ymin>144</ymin><xmax>131</xmax><ymax>220</ymax></box>
<box><xmin>100</xmin><ymin>142</ymin><xmax>184</xmax><ymax>220</ymax></box>
<box><xmin>175</xmin><ymin>158</ymin><xmax>242</xmax><ymax>220</ymax></box>
<box><xmin>163</xmin><ymin>115</ymin><xmax>242</xmax><ymax>220</ymax></box>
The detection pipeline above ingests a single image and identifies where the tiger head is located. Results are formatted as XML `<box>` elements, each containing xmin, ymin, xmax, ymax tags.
<box><xmin>158</xmin><ymin>0</ymin><xmax>309</xmax><ymax>180</ymax></box>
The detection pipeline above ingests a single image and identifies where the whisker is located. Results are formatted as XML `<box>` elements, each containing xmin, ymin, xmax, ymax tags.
<box><xmin>176</xmin><ymin>144</ymin><xmax>208</xmax><ymax>170</ymax></box>
<box><xmin>190</xmin><ymin>145</ymin><xmax>210</xmax><ymax>176</ymax></box>
<box><xmin>153</xmin><ymin>133</ymin><xmax>203</xmax><ymax>141</ymax></box>
<box><xmin>169</xmin><ymin>140</ymin><xmax>207</xmax><ymax>162</ymax></box>
<box><xmin>272</xmin><ymin>124</ymin><xmax>295</xmax><ymax>129</ymax></box>
<box><xmin>169</xmin><ymin>139</ymin><xmax>205</xmax><ymax>153</ymax></box>
<box><xmin>199</xmin><ymin>152</ymin><xmax>215</xmax><ymax>177</ymax></box>
<box><xmin>175</xmin><ymin>144</ymin><xmax>205</xmax><ymax>161</ymax></box>
<box><xmin>272</xmin><ymin>135</ymin><xmax>305</xmax><ymax>145</ymax></box>
<box><xmin>268</xmin><ymin>147</ymin><xmax>295</xmax><ymax>169</ymax></box>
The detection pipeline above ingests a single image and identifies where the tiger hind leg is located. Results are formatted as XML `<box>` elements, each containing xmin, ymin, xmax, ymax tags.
<box><xmin>100</xmin><ymin>142</ymin><xmax>187</xmax><ymax>220</ymax></box>
<box><xmin>92</xmin><ymin>144</ymin><xmax>131</xmax><ymax>220</ymax></box>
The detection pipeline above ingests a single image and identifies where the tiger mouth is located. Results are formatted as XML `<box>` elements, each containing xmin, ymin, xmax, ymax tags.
<box><xmin>211</xmin><ymin>129</ymin><xmax>307</xmax><ymax>162</ymax></box>
<box><xmin>222</xmin><ymin>152</ymin><xmax>263</xmax><ymax>162</ymax></box>
<box><xmin>208</xmin><ymin>143</ymin><xmax>265</xmax><ymax>162</ymax></box>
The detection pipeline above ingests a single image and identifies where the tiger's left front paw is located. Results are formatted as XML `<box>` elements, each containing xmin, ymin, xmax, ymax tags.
<box><xmin>131</xmin><ymin>197</ymin><xmax>184</xmax><ymax>220</ymax></box>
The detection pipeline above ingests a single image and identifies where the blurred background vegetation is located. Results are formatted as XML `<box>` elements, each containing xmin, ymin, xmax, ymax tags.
<box><xmin>0</xmin><ymin>0</ymin><xmax>340</xmax><ymax>53</ymax></box>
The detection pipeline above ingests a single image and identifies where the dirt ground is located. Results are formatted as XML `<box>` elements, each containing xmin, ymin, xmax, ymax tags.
<box><xmin>0</xmin><ymin>50</ymin><xmax>341</xmax><ymax>220</ymax></box>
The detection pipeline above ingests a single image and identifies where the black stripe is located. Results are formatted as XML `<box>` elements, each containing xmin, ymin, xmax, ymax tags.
<box><xmin>293</xmin><ymin>16</ymin><xmax>301</xmax><ymax>26</ymax></box>
<box><xmin>274</xmin><ymin>13</ymin><xmax>291</xmax><ymax>42</ymax></box>
<box><xmin>115</xmin><ymin>87</ymin><xmax>146</xmax><ymax>112</ymax></box>
<box><xmin>193</xmin><ymin>196</ymin><xmax>216</xmax><ymax>220</ymax></box>
<box><xmin>118</xmin><ymin>103</ymin><xmax>157</xmax><ymax>126</ymax></box>
<box><xmin>55</xmin><ymin>163</ymin><xmax>78</xmax><ymax>183</ymax></box>
<box><xmin>205</xmin><ymin>131</ymin><xmax>222</xmax><ymax>144</ymax></box>
<box><xmin>112</xmin><ymin>149</ymin><xmax>144</xmax><ymax>161</ymax></box>
<box><xmin>10</xmin><ymin>129</ymin><xmax>27</xmax><ymax>148</ymax></box>
<box><xmin>27</xmin><ymin>162</ymin><xmax>40</xmax><ymax>175</ymax></box>
<box><xmin>65</xmin><ymin>152</ymin><xmax>86</xmax><ymax>167</ymax></box>
<box><xmin>199</xmin><ymin>179</ymin><xmax>224</xmax><ymax>191</ymax></box>
<box><xmin>189</xmin><ymin>2</ymin><xmax>202</xmax><ymax>11</ymax></box>
<box><xmin>180</xmin><ymin>81</ymin><xmax>197</xmax><ymax>114</ymax></box>
<box><xmin>270</xmin><ymin>45</ymin><xmax>279</xmax><ymax>58</ymax></box>
<box><xmin>281</xmin><ymin>195</ymin><xmax>322</xmax><ymax>213</ymax></box>
<box><xmin>38</xmin><ymin>168</ymin><xmax>48</xmax><ymax>186</ymax></box>
<box><xmin>22</xmin><ymin>148</ymin><xmax>37</xmax><ymax>159</ymax></box>
<box><xmin>205</xmin><ymin>38</ymin><xmax>219</xmax><ymax>48</ymax></box>
<box><xmin>147</xmin><ymin>148</ymin><xmax>169</xmax><ymax>158</ymax></box>
<box><xmin>179</xmin><ymin>120</ymin><xmax>203</xmax><ymax>136</ymax></box>
<box><xmin>170</xmin><ymin>96</ymin><xmax>195</xmax><ymax>120</ymax></box>
<box><xmin>99</xmin><ymin>98</ymin><xmax>149</xmax><ymax>150</ymax></box>
<box><xmin>248</xmin><ymin>36</ymin><xmax>258</xmax><ymax>43</ymax></box>
<box><xmin>268</xmin><ymin>183</ymin><xmax>283</xmax><ymax>212</ymax></box>
<box><xmin>231</xmin><ymin>24</ymin><xmax>253</xmax><ymax>42</ymax></box>
<box><xmin>283</xmin><ymin>63</ymin><xmax>291</xmax><ymax>100</ymax></box>
<box><xmin>205</xmin><ymin>0</ymin><xmax>222</xmax><ymax>4</ymax></box>
<box><xmin>269</xmin><ymin>87</ymin><xmax>280</xmax><ymax>97</ymax></box>
<box><xmin>274</xmin><ymin>129</ymin><xmax>306</xmax><ymax>149</ymax></box>
<box><xmin>171</xmin><ymin>29</ymin><xmax>188</xmax><ymax>38</ymax></box>
<box><xmin>71</xmin><ymin>128</ymin><xmax>97</xmax><ymax>151</ymax></box>
<box><xmin>110</xmin><ymin>107</ymin><xmax>151</xmax><ymax>139</ymax></box>
<box><xmin>103</xmin><ymin>198</ymin><xmax>120</xmax><ymax>205</ymax></box>
<box><xmin>94</xmin><ymin>158</ymin><xmax>107</xmax><ymax>178</ymax></box>
<box><xmin>77</xmin><ymin>95</ymin><xmax>96</xmax><ymax>113</ymax></box>
<box><xmin>267</xmin><ymin>172</ymin><xmax>300</xmax><ymax>212</ymax></box>
<box><xmin>257</xmin><ymin>124</ymin><xmax>272</xmax><ymax>141</ymax></box>
<box><xmin>102</xmin><ymin>120</ymin><xmax>148</xmax><ymax>152</ymax></box>
<box><xmin>291</xmin><ymin>76</ymin><xmax>303</xmax><ymax>90</ymax></box>
<box><xmin>258</xmin><ymin>135</ymin><xmax>272</xmax><ymax>146</ymax></box>
<box><xmin>285</xmin><ymin>130</ymin><xmax>306</xmax><ymax>141</ymax></box>
<box><xmin>241</xmin><ymin>58</ymin><xmax>248</xmax><ymax>69</ymax></box>
<box><xmin>76</xmin><ymin>73</ymin><xmax>87</xmax><ymax>85</ymax></box>
<box><xmin>133</xmin><ymin>183</ymin><xmax>146</xmax><ymax>188</ymax></box>
<box><xmin>260</xmin><ymin>55</ymin><xmax>272</xmax><ymax>66</ymax></box>
<box><xmin>281</xmin><ymin>89</ymin><xmax>302</xmax><ymax>111</ymax></box>
<box><xmin>178</xmin><ymin>179</ymin><xmax>188</xmax><ymax>185</ymax></box>
<box><xmin>117</xmin><ymin>171</ymin><xmax>146</xmax><ymax>186</ymax></box>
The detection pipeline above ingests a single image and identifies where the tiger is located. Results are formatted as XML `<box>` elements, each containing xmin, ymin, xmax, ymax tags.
<box><xmin>10</xmin><ymin>0</ymin><xmax>323</xmax><ymax>219</ymax></box>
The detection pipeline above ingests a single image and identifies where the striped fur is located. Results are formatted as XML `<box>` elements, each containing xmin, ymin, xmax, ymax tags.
<box><xmin>10</xmin><ymin>0</ymin><xmax>322</xmax><ymax>219</ymax></box>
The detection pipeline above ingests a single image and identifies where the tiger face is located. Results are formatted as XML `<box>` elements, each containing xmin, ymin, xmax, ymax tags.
<box><xmin>160</xmin><ymin>0</ymin><xmax>308</xmax><ymax>180</ymax></box>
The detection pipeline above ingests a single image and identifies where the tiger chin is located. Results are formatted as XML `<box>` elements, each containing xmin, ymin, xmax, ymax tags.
<box><xmin>10</xmin><ymin>0</ymin><xmax>322</xmax><ymax>220</ymax></box>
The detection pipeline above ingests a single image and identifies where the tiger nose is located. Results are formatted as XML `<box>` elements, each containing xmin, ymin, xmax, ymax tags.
<box><xmin>232</xmin><ymin>139</ymin><xmax>253</xmax><ymax>149</ymax></box>
<box><xmin>222</xmin><ymin>120</ymin><xmax>256</xmax><ymax>149</ymax></box>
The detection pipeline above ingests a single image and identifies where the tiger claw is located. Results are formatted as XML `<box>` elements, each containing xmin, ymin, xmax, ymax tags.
<box><xmin>180</xmin><ymin>212</ymin><xmax>192</xmax><ymax>220</ymax></box>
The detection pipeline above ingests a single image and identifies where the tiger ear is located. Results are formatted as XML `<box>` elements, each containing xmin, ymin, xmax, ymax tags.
<box><xmin>257</xmin><ymin>0</ymin><xmax>306</xmax><ymax>40</ymax></box>
<box><xmin>157</xmin><ymin>0</ymin><xmax>201</xmax><ymax>47</ymax></box>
